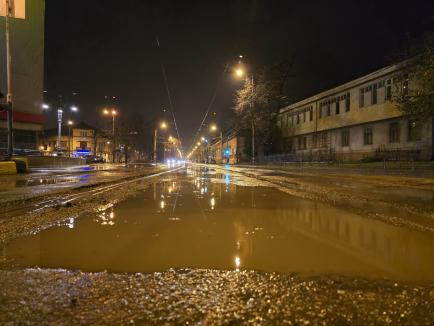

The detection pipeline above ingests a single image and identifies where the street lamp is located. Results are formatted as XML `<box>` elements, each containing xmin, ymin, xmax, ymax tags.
<box><xmin>210</xmin><ymin>124</ymin><xmax>223</xmax><ymax>163</ymax></box>
<box><xmin>67</xmin><ymin>120</ymin><xmax>74</xmax><ymax>157</ymax></box>
<box><xmin>42</xmin><ymin>95</ymin><xmax>78</xmax><ymax>156</ymax></box>
<box><xmin>103</xmin><ymin>108</ymin><xmax>117</xmax><ymax>162</ymax></box>
<box><xmin>56</xmin><ymin>102</ymin><xmax>78</xmax><ymax>156</ymax></box>
<box><xmin>154</xmin><ymin>121</ymin><xmax>168</xmax><ymax>163</ymax></box>
<box><xmin>234</xmin><ymin>58</ymin><xmax>255</xmax><ymax>165</ymax></box>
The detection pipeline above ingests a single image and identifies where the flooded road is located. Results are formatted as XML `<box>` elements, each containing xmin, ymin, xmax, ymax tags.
<box><xmin>3</xmin><ymin>166</ymin><xmax>434</xmax><ymax>282</ymax></box>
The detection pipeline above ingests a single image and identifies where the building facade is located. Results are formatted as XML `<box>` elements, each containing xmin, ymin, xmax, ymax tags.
<box><xmin>0</xmin><ymin>0</ymin><xmax>45</xmax><ymax>152</ymax></box>
<box><xmin>208</xmin><ymin>133</ymin><xmax>245</xmax><ymax>164</ymax></box>
<box><xmin>39</xmin><ymin>122</ymin><xmax>111</xmax><ymax>160</ymax></box>
<box><xmin>276</xmin><ymin>60</ymin><xmax>433</xmax><ymax>161</ymax></box>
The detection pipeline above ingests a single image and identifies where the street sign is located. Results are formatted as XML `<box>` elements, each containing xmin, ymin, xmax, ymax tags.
<box><xmin>0</xmin><ymin>0</ymin><xmax>25</xmax><ymax>19</ymax></box>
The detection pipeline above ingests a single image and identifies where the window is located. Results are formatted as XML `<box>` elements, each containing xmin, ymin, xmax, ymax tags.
<box><xmin>372</xmin><ymin>84</ymin><xmax>377</xmax><ymax>105</ymax></box>
<box><xmin>80</xmin><ymin>131</ymin><xmax>87</xmax><ymax>137</ymax></box>
<box><xmin>345</xmin><ymin>93</ymin><xmax>350</xmax><ymax>111</ymax></box>
<box><xmin>341</xmin><ymin>129</ymin><xmax>349</xmax><ymax>147</ymax></box>
<box><xmin>302</xmin><ymin>111</ymin><xmax>306</xmax><ymax>123</ymax></box>
<box><xmin>312</xmin><ymin>134</ymin><xmax>317</xmax><ymax>148</ymax></box>
<box><xmin>363</xmin><ymin>127</ymin><xmax>373</xmax><ymax>145</ymax></box>
<box><xmin>298</xmin><ymin>137</ymin><xmax>301</xmax><ymax>149</ymax></box>
<box><xmin>389</xmin><ymin>122</ymin><xmax>400</xmax><ymax>143</ymax></box>
<box><xmin>402</xmin><ymin>73</ymin><xmax>409</xmax><ymax>95</ymax></box>
<box><xmin>309</xmin><ymin>108</ymin><xmax>313</xmax><ymax>121</ymax></box>
<box><xmin>336</xmin><ymin>100</ymin><xmax>340</xmax><ymax>114</ymax></box>
<box><xmin>296</xmin><ymin>114</ymin><xmax>300</xmax><ymax>124</ymax></box>
<box><xmin>326</xmin><ymin>103</ymin><xmax>331</xmax><ymax>116</ymax></box>
<box><xmin>302</xmin><ymin>136</ymin><xmax>307</xmax><ymax>149</ymax></box>
<box><xmin>320</xmin><ymin>132</ymin><xmax>328</xmax><ymax>147</ymax></box>
<box><xmin>79</xmin><ymin>141</ymin><xmax>87</xmax><ymax>149</ymax></box>
<box><xmin>359</xmin><ymin>88</ymin><xmax>365</xmax><ymax>107</ymax></box>
<box><xmin>408</xmin><ymin>120</ymin><xmax>421</xmax><ymax>141</ymax></box>
<box><xmin>385</xmin><ymin>79</ymin><xmax>392</xmax><ymax>101</ymax></box>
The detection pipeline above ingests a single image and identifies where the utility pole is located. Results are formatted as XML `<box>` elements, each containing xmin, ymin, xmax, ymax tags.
<box><xmin>153</xmin><ymin>128</ymin><xmax>157</xmax><ymax>163</ymax></box>
<box><xmin>111</xmin><ymin>113</ymin><xmax>115</xmax><ymax>162</ymax></box>
<box><xmin>5</xmin><ymin>0</ymin><xmax>13</xmax><ymax>159</ymax></box>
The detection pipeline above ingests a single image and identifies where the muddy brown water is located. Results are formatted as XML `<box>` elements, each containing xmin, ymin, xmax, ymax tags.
<box><xmin>2</xmin><ymin>166</ymin><xmax>434</xmax><ymax>282</ymax></box>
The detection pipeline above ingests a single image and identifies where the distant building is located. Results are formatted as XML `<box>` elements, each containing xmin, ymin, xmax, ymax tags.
<box><xmin>276</xmin><ymin>60</ymin><xmax>433</xmax><ymax>161</ymax></box>
<box><xmin>0</xmin><ymin>0</ymin><xmax>45</xmax><ymax>151</ymax></box>
<box><xmin>208</xmin><ymin>132</ymin><xmax>245</xmax><ymax>164</ymax></box>
<box><xmin>39</xmin><ymin>122</ymin><xmax>111</xmax><ymax>161</ymax></box>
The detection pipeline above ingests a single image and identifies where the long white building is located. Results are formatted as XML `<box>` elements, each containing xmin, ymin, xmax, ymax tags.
<box><xmin>277</xmin><ymin>60</ymin><xmax>433</xmax><ymax>161</ymax></box>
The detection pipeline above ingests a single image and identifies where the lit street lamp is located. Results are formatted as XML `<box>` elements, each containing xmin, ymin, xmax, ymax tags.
<box><xmin>154</xmin><ymin>121</ymin><xmax>168</xmax><ymax>163</ymax></box>
<box><xmin>210</xmin><ymin>124</ymin><xmax>223</xmax><ymax>163</ymax></box>
<box><xmin>67</xmin><ymin>120</ymin><xmax>74</xmax><ymax>157</ymax></box>
<box><xmin>103</xmin><ymin>109</ymin><xmax>117</xmax><ymax>163</ymax></box>
<box><xmin>234</xmin><ymin>57</ymin><xmax>255</xmax><ymax>165</ymax></box>
<box><xmin>42</xmin><ymin>93</ymin><xmax>79</xmax><ymax>156</ymax></box>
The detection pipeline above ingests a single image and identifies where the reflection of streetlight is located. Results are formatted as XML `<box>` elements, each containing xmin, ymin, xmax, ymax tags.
<box><xmin>103</xmin><ymin>108</ymin><xmax>117</xmax><ymax>162</ymax></box>
<box><xmin>154</xmin><ymin>121</ymin><xmax>168</xmax><ymax>163</ymax></box>
<box><xmin>235</xmin><ymin>256</ymin><xmax>241</xmax><ymax>271</ymax></box>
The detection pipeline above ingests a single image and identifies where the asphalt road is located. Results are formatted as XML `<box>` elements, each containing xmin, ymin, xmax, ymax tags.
<box><xmin>1</xmin><ymin>164</ymin><xmax>433</xmax><ymax>324</ymax></box>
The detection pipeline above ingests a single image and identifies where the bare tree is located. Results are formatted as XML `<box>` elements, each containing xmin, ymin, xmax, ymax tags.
<box><xmin>233</xmin><ymin>60</ymin><xmax>293</xmax><ymax>157</ymax></box>
<box><xmin>394</xmin><ymin>33</ymin><xmax>434</xmax><ymax>118</ymax></box>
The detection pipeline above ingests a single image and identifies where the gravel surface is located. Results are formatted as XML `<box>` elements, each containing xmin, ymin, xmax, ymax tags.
<box><xmin>0</xmin><ymin>268</ymin><xmax>433</xmax><ymax>325</ymax></box>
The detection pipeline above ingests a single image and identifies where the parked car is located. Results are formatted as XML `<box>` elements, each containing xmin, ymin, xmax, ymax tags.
<box><xmin>85</xmin><ymin>155</ymin><xmax>105</xmax><ymax>164</ymax></box>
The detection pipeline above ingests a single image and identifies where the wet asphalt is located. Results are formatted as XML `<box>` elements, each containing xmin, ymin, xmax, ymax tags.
<box><xmin>1</xmin><ymin>164</ymin><xmax>433</xmax><ymax>324</ymax></box>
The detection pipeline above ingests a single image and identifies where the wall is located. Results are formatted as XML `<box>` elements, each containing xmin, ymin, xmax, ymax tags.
<box><xmin>0</xmin><ymin>0</ymin><xmax>45</xmax><ymax>149</ymax></box>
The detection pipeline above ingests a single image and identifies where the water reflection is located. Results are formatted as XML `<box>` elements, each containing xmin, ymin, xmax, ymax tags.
<box><xmin>3</xmin><ymin>167</ymin><xmax>434</xmax><ymax>282</ymax></box>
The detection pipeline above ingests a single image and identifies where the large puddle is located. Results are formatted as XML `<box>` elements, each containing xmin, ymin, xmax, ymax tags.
<box><xmin>2</xmin><ymin>166</ymin><xmax>434</xmax><ymax>282</ymax></box>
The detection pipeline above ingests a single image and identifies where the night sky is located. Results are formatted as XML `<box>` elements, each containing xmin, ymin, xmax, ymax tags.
<box><xmin>44</xmin><ymin>0</ymin><xmax>433</xmax><ymax>148</ymax></box>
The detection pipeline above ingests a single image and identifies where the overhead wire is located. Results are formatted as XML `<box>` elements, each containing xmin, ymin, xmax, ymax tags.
<box><xmin>187</xmin><ymin>62</ymin><xmax>229</xmax><ymax>156</ymax></box>
<box><xmin>155</xmin><ymin>35</ymin><xmax>183</xmax><ymax>154</ymax></box>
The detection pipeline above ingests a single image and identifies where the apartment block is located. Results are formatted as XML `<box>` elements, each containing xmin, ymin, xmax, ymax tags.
<box><xmin>277</xmin><ymin>60</ymin><xmax>433</xmax><ymax>161</ymax></box>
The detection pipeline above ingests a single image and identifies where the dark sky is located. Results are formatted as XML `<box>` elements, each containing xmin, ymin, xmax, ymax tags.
<box><xmin>44</xmin><ymin>0</ymin><xmax>433</xmax><ymax>148</ymax></box>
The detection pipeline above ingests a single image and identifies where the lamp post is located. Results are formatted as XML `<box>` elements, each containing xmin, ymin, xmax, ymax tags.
<box><xmin>210</xmin><ymin>124</ymin><xmax>223</xmax><ymax>163</ymax></box>
<box><xmin>234</xmin><ymin>59</ymin><xmax>255</xmax><ymax>165</ymax></box>
<box><xmin>154</xmin><ymin>121</ymin><xmax>167</xmax><ymax>163</ymax></box>
<box><xmin>42</xmin><ymin>95</ymin><xmax>78</xmax><ymax>157</ymax></box>
<box><xmin>103</xmin><ymin>109</ymin><xmax>117</xmax><ymax>163</ymax></box>
<box><xmin>4</xmin><ymin>0</ymin><xmax>13</xmax><ymax>159</ymax></box>
<box><xmin>67</xmin><ymin>120</ymin><xmax>74</xmax><ymax>157</ymax></box>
